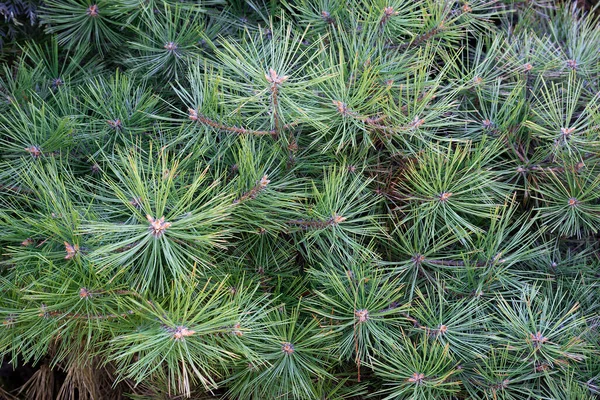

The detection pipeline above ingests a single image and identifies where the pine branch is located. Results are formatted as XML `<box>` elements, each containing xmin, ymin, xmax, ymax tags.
<box><xmin>390</xmin><ymin>23</ymin><xmax>446</xmax><ymax>51</ymax></box>
<box><xmin>265</xmin><ymin>67</ymin><xmax>287</xmax><ymax>136</ymax></box>
<box><xmin>287</xmin><ymin>214</ymin><xmax>346</xmax><ymax>230</ymax></box>
<box><xmin>233</xmin><ymin>175</ymin><xmax>270</xmax><ymax>204</ymax></box>
<box><xmin>0</xmin><ymin>183</ymin><xmax>34</xmax><ymax>194</ymax></box>
<box><xmin>188</xmin><ymin>108</ymin><xmax>298</xmax><ymax>137</ymax></box>
<box><xmin>37</xmin><ymin>306</ymin><xmax>134</xmax><ymax>321</ymax></box>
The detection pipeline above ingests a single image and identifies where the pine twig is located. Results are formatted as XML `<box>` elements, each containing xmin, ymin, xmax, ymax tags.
<box><xmin>389</xmin><ymin>23</ymin><xmax>445</xmax><ymax>51</ymax></box>
<box><xmin>265</xmin><ymin>68</ymin><xmax>289</xmax><ymax>137</ymax></box>
<box><xmin>287</xmin><ymin>214</ymin><xmax>346</xmax><ymax>230</ymax></box>
<box><xmin>0</xmin><ymin>183</ymin><xmax>34</xmax><ymax>194</ymax></box>
<box><xmin>188</xmin><ymin>108</ymin><xmax>298</xmax><ymax>137</ymax></box>
<box><xmin>233</xmin><ymin>175</ymin><xmax>270</xmax><ymax>204</ymax></box>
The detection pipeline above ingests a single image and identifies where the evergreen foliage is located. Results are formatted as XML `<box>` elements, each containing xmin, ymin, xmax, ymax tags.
<box><xmin>0</xmin><ymin>0</ymin><xmax>599</xmax><ymax>398</ymax></box>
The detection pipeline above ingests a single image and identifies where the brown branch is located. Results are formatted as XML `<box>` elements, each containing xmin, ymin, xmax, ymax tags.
<box><xmin>331</xmin><ymin>90</ymin><xmax>433</xmax><ymax>138</ymax></box>
<box><xmin>500</xmin><ymin>126</ymin><xmax>527</xmax><ymax>163</ymax></box>
<box><xmin>38</xmin><ymin>307</ymin><xmax>133</xmax><ymax>321</ymax></box>
<box><xmin>399</xmin><ymin>91</ymin><xmax>432</xmax><ymax>116</ymax></box>
<box><xmin>282</xmin><ymin>121</ymin><xmax>300</xmax><ymax>130</ymax></box>
<box><xmin>420</xmin><ymin>255</ymin><xmax>505</xmax><ymax>267</ymax></box>
<box><xmin>390</xmin><ymin>4</ymin><xmax>477</xmax><ymax>51</ymax></box>
<box><xmin>189</xmin><ymin>109</ymin><xmax>275</xmax><ymax>136</ymax></box>
<box><xmin>365</xmin><ymin>115</ymin><xmax>387</xmax><ymax>124</ymax></box>
<box><xmin>331</xmin><ymin>101</ymin><xmax>407</xmax><ymax>138</ymax></box>
<box><xmin>518</xmin><ymin>156</ymin><xmax>591</xmax><ymax>174</ymax></box>
<box><xmin>265</xmin><ymin>68</ymin><xmax>288</xmax><ymax>138</ymax></box>
<box><xmin>188</xmin><ymin>108</ymin><xmax>298</xmax><ymax>137</ymax></box>
<box><xmin>403</xmin><ymin>312</ymin><xmax>448</xmax><ymax>337</ymax></box>
<box><xmin>390</xmin><ymin>23</ymin><xmax>445</xmax><ymax>51</ymax></box>
<box><xmin>287</xmin><ymin>219</ymin><xmax>331</xmax><ymax>229</ymax></box>
<box><xmin>364</xmin><ymin>120</ymin><xmax>398</xmax><ymax>134</ymax></box>
<box><xmin>233</xmin><ymin>175</ymin><xmax>270</xmax><ymax>204</ymax></box>
<box><xmin>0</xmin><ymin>183</ymin><xmax>34</xmax><ymax>194</ymax></box>
<box><xmin>425</xmin><ymin>259</ymin><xmax>468</xmax><ymax>267</ymax></box>
<box><xmin>287</xmin><ymin>214</ymin><xmax>346</xmax><ymax>230</ymax></box>
<box><xmin>28</xmin><ymin>286</ymin><xmax>166</xmax><ymax>323</ymax></box>
<box><xmin>271</xmin><ymin>86</ymin><xmax>280</xmax><ymax>135</ymax></box>
<box><xmin>380</xmin><ymin>6</ymin><xmax>399</xmax><ymax>27</ymax></box>
<box><xmin>114</xmin><ymin>289</ymin><xmax>159</xmax><ymax>313</ymax></box>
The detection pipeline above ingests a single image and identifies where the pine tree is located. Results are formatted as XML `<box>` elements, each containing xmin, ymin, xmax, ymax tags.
<box><xmin>1</xmin><ymin>0</ymin><xmax>599</xmax><ymax>399</ymax></box>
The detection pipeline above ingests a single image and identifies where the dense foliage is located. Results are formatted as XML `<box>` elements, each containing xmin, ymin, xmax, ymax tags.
<box><xmin>0</xmin><ymin>0</ymin><xmax>40</xmax><ymax>50</ymax></box>
<box><xmin>0</xmin><ymin>0</ymin><xmax>599</xmax><ymax>399</ymax></box>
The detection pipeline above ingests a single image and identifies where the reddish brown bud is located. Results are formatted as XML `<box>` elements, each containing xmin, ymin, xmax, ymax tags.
<box><xmin>164</xmin><ymin>42</ymin><xmax>178</xmax><ymax>52</ymax></box>
<box><xmin>173</xmin><ymin>326</ymin><xmax>195</xmax><ymax>340</ymax></box>
<box><xmin>410</xmin><ymin>116</ymin><xmax>424</xmax><ymax>129</ymax></box>
<box><xmin>86</xmin><ymin>4</ymin><xmax>99</xmax><ymax>17</ymax></box>
<box><xmin>530</xmin><ymin>331</ymin><xmax>548</xmax><ymax>347</ymax></box>
<box><xmin>382</xmin><ymin>6</ymin><xmax>398</xmax><ymax>23</ymax></box>
<box><xmin>24</xmin><ymin>146</ymin><xmax>42</xmax><ymax>158</ymax></box>
<box><xmin>568</xmin><ymin>197</ymin><xmax>579</xmax><ymax>207</ymax></box>
<box><xmin>535</xmin><ymin>362</ymin><xmax>550</xmax><ymax>372</ymax></box>
<box><xmin>413</xmin><ymin>254</ymin><xmax>426</xmax><ymax>264</ymax></box>
<box><xmin>282</xmin><ymin>342</ymin><xmax>295</xmax><ymax>354</ymax></box>
<box><xmin>332</xmin><ymin>100</ymin><xmax>350</xmax><ymax>116</ymax></box>
<box><xmin>52</xmin><ymin>77</ymin><xmax>64</xmax><ymax>88</ymax></box>
<box><xmin>321</xmin><ymin>10</ymin><xmax>334</xmax><ymax>24</ymax></box>
<box><xmin>408</xmin><ymin>372</ymin><xmax>425</xmax><ymax>384</ymax></box>
<box><xmin>330</xmin><ymin>214</ymin><xmax>346</xmax><ymax>225</ymax></box>
<box><xmin>265</xmin><ymin>68</ymin><xmax>288</xmax><ymax>85</ymax></box>
<box><xmin>64</xmin><ymin>242</ymin><xmax>80</xmax><ymax>260</ymax></box>
<box><xmin>107</xmin><ymin>119</ymin><xmax>122</xmax><ymax>130</ymax></box>
<box><xmin>258</xmin><ymin>175</ymin><xmax>270</xmax><ymax>188</ymax></box>
<box><xmin>130</xmin><ymin>197</ymin><xmax>143</xmax><ymax>208</ymax></box>
<box><xmin>188</xmin><ymin>108</ymin><xmax>198</xmax><ymax>121</ymax></box>
<box><xmin>147</xmin><ymin>215</ymin><xmax>172</xmax><ymax>238</ymax></box>
<box><xmin>355</xmin><ymin>309</ymin><xmax>369</xmax><ymax>323</ymax></box>
<box><xmin>561</xmin><ymin>127</ymin><xmax>575</xmax><ymax>136</ymax></box>
<box><xmin>439</xmin><ymin>192</ymin><xmax>453</xmax><ymax>202</ymax></box>
<box><xmin>231</xmin><ymin>323</ymin><xmax>243</xmax><ymax>337</ymax></box>
<box><xmin>287</xmin><ymin>140</ymin><xmax>298</xmax><ymax>152</ymax></box>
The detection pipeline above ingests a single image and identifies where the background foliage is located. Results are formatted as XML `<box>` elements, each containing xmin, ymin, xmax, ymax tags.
<box><xmin>0</xmin><ymin>0</ymin><xmax>599</xmax><ymax>399</ymax></box>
